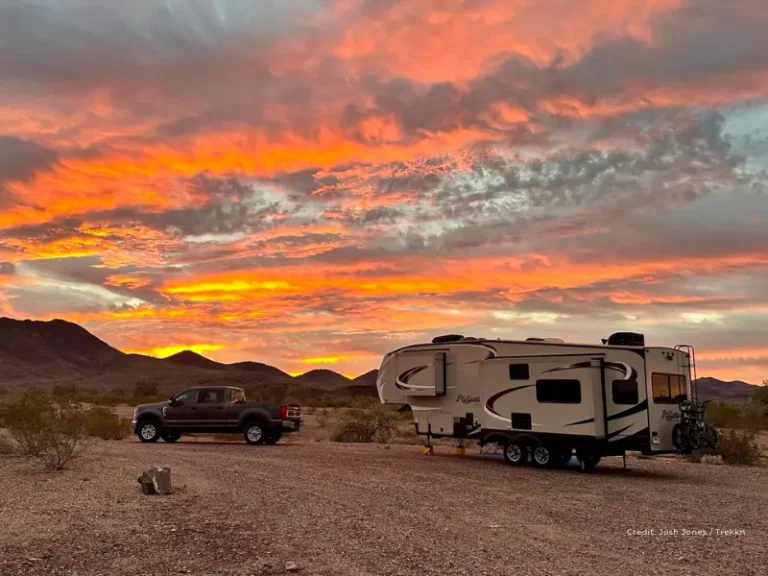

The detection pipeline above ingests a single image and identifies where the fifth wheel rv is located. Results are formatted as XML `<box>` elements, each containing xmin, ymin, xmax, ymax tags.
<box><xmin>376</xmin><ymin>332</ymin><xmax>718</xmax><ymax>470</ymax></box>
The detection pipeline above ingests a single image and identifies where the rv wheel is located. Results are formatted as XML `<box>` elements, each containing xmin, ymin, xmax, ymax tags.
<box><xmin>503</xmin><ymin>440</ymin><xmax>526</xmax><ymax>466</ymax></box>
<box><xmin>532</xmin><ymin>445</ymin><xmax>552</xmax><ymax>467</ymax></box>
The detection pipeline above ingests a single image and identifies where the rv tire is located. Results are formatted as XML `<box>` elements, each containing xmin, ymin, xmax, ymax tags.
<box><xmin>532</xmin><ymin>444</ymin><xmax>552</xmax><ymax>467</ymax></box>
<box><xmin>502</xmin><ymin>438</ymin><xmax>527</xmax><ymax>466</ymax></box>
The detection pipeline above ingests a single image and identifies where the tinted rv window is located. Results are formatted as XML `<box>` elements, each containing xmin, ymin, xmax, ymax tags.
<box><xmin>612</xmin><ymin>379</ymin><xmax>638</xmax><ymax>405</ymax></box>
<box><xmin>651</xmin><ymin>373</ymin><xmax>687</xmax><ymax>404</ymax></box>
<box><xmin>508</xmin><ymin>364</ymin><xmax>530</xmax><ymax>380</ymax></box>
<box><xmin>536</xmin><ymin>379</ymin><xmax>581</xmax><ymax>404</ymax></box>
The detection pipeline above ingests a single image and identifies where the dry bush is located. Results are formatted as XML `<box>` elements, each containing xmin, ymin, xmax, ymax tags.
<box><xmin>0</xmin><ymin>391</ymin><xmax>92</xmax><ymax>471</ymax></box>
<box><xmin>332</xmin><ymin>404</ymin><xmax>397</xmax><ymax>443</ymax></box>
<box><xmin>718</xmin><ymin>430</ymin><xmax>762</xmax><ymax>466</ymax></box>
<box><xmin>84</xmin><ymin>406</ymin><xmax>131</xmax><ymax>440</ymax></box>
<box><xmin>317</xmin><ymin>409</ymin><xmax>329</xmax><ymax>429</ymax></box>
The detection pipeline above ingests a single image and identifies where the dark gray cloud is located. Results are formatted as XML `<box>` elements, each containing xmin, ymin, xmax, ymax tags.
<box><xmin>0</xmin><ymin>136</ymin><xmax>57</xmax><ymax>183</ymax></box>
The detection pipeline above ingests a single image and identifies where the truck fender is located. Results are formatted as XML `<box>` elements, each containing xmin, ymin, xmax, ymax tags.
<box><xmin>238</xmin><ymin>408</ymin><xmax>272</xmax><ymax>430</ymax></box>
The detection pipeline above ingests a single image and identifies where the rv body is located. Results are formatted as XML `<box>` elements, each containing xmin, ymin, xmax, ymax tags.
<box><xmin>377</xmin><ymin>334</ymin><xmax>694</xmax><ymax>462</ymax></box>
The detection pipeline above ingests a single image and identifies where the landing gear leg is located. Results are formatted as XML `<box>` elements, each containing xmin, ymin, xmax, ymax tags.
<box><xmin>423</xmin><ymin>424</ymin><xmax>434</xmax><ymax>455</ymax></box>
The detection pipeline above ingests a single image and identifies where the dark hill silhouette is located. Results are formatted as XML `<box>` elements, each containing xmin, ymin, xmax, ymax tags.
<box><xmin>352</xmin><ymin>369</ymin><xmax>378</xmax><ymax>387</ymax></box>
<box><xmin>695</xmin><ymin>377</ymin><xmax>758</xmax><ymax>402</ymax></box>
<box><xmin>294</xmin><ymin>369</ymin><xmax>353</xmax><ymax>390</ymax></box>
<box><xmin>163</xmin><ymin>350</ymin><xmax>225</xmax><ymax>370</ymax></box>
<box><xmin>0</xmin><ymin>317</ymin><xmax>372</xmax><ymax>393</ymax></box>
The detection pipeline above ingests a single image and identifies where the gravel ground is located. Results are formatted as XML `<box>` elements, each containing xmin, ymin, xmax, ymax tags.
<box><xmin>1</xmin><ymin>438</ymin><xmax>766</xmax><ymax>576</ymax></box>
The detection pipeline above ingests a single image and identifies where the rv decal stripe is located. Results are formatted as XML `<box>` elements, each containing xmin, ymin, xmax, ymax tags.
<box><xmin>607</xmin><ymin>399</ymin><xmax>648</xmax><ymax>422</ymax></box>
<box><xmin>541</xmin><ymin>360</ymin><xmax>593</xmax><ymax>374</ymax></box>
<box><xmin>565</xmin><ymin>417</ymin><xmax>595</xmax><ymax>426</ymax></box>
<box><xmin>607</xmin><ymin>424</ymin><xmax>633</xmax><ymax>439</ymax></box>
<box><xmin>395</xmin><ymin>366</ymin><xmax>429</xmax><ymax>391</ymax></box>
<box><xmin>484</xmin><ymin>385</ymin><xmax>534</xmax><ymax>418</ymax></box>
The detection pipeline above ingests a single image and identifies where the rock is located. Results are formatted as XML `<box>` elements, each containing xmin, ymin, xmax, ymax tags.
<box><xmin>285</xmin><ymin>560</ymin><xmax>298</xmax><ymax>572</ymax></box>
<box><xmin>138</xmin><ymin>466</ymin><xmax>172</xmax><ymax>495</ymax></box>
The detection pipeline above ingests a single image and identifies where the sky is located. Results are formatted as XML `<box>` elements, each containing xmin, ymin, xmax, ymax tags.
<box><xmin>0</xmin><ymin>0</ymin><xmax>767</xmax><ymax>382</ymax></box>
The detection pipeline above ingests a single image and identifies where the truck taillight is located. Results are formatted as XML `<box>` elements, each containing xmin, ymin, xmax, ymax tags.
<box><xmin>280</xmin><ymin>405</ymin><xmax>301</xmax><ymax>419</ymax></box>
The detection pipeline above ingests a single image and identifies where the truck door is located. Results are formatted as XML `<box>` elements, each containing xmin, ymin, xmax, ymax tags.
<box><xmin>196</xmin><ymin>389</ymin><xmax>228</xmax><ymax>427</ymax></box>
<box><xmin>164</xmin><ymin>390</ymin><xmax>200</xmax><ymax>428</ymax></box>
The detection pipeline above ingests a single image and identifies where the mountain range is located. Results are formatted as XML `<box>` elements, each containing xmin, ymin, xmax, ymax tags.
<box><xmin>0</xmin><ymin>317</ymin><xmax>376</xmax><ymax>394</ymax></box>
<box><xmin>0</xmin><ymin>317</ymin><xmax>760</xmax><ymax>402</ymax></box>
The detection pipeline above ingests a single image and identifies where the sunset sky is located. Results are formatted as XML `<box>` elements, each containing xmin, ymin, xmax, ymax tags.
<box><xmin>0</xmin><ymin>0</ymin><xmax>766</xmax><ymax>382</ymax></box>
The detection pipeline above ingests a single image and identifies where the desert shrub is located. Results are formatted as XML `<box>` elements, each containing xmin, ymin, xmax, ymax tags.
<box><xmin>718</xmin><ymin>429</ymin><xmax>762</xmax><ymax>466</ymax></box>
<box><xmin>133</xmin><ymin>380</ymin><xmax>160</xmax><ymax>397</ymax></box>
<box><xmin>706</xmin><ymin>402</ymin><xmax>768</xmax><ymax>431</ymax></box>
<box><xmin>0</xmin><ymin>392</ymin><xmax>92</xmax><ymax>471</ymax></box>
<box><xmin>0</xmin><ymin>390</ymin><xmax>55</xmax><ymax>456</ymax></box>
<box><xmin>317</xmin><ymin>409</ymin><xmax>329</xmax><ymax>429</ymax></box>
<box><xmin>35</xmin><ymin>402</ymin><xmax>91</xmax><ymax>471</ymax></box>
<box><xmin>332</xmin><ymin>404</ymin><xmax>397</xmax><ymax>443</ymax></box>
<box><xmin>84</xmin><ymin>406</ymin><xmax>131</xmax><ymax>440</ymax></box>
<box><xmin>0</xmin><ymin>386</ymin><xmax>8</xmax><ymax>397</ymax></box>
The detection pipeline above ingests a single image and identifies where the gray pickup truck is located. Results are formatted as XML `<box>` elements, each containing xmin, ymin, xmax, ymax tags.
<box><xmin>132</xmin><ymin>386</ymin><xmax>302</xmax><ymax>445</ymax></box>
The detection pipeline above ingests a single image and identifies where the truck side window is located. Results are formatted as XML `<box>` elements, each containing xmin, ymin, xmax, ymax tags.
<box><xmin>198</xmin><ymin>390</ymin><xmax>225</xmax><ymax>404</ymax></box>
<box><xmin>536</xmin><ymin>379</ymin><xmax>581</xmax><ymax>404</ymax></box>
<box><xmin>174</xmin><ymin>391</ymin><xmax>195</xmax><ymax>406</ymax></box>
<box><xmin>612</xmin><ymin>379</ymin><xmax>638</xmax><ymax>405</ymax></box>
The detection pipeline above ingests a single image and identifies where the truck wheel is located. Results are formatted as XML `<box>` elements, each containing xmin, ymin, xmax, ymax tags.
<box><xmin>503</xmin><ymin>438</ymin><xmax>527</xmax><ymax>465</ymax></box>
<box><xmin>264</xmin><ymin>430</ymin><xmax>282</xmax><ymax>445</ymax></box>
<box><xmin>243</xmin><ymin>421</ymin><xmax>266</xmax><ymax>445</ymax></box>
<box><xmin>137</xmin><ymin>420</ymin><xmax>160</xmax><ymax>443</ymax></box>
<box><xmin>532</xmin><ymin>445</ymin><xmax>552</xmax><ymax>468</ymax></box>
<box><xmin>162</xmin><ymin>431</ymin><xmax>181</xmax><ymax>443</ymax></box>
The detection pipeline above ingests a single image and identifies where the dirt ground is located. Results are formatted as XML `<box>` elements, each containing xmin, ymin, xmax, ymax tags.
<box><xmin>1</xmin><ymin>427</ymin><xmax>767</xmax><ymax>576</ymax></box>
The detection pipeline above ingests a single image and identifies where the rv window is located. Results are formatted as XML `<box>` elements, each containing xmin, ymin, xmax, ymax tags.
<box><xmin>612</xmin><ymin>379</ymin><xmax>638</xmax><ymax>405</ymax></box>
<box><xmin>536</xmin><ymin>379</ymin><xmax>581</xmax><ymax>404</ymax></box>
<box><xmin>651</xmin><ymin>373</ymin><xmax>687</xmax><ymax>404</ymax></box>
<box><xmin>508</xmin><ymin>364</ymin><xmax>530</xmax><ymax>380</ymax></box>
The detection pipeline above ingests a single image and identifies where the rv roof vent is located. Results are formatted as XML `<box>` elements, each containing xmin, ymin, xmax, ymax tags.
<box><xmin>526</xmin><ymin>338</ymin><xmax>546</xmax><ymax>342</ymax></box>
<box><xmin>459</xmin><ymin>336</ymin><xmax>479</xmax><ymax>342</ymax></box>
<box><xmin>431</xmin><ymin>334</ymin><xmax>465</xmax><ymax>343</ymax></box>
<box><xmin>543</xmin><ymin>338</ymin><xmax>565</xmax><ymax>343</ymax></box>
<box><xmin>606</xmin><ymin>332</ymin><xmax>645</xmax><ymax>346</ymax></box>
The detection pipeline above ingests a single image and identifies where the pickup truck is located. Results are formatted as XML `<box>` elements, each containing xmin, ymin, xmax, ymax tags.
<box><xmin>132</xmin><ymin>386</ymin><xmax>302</xmax><ymax>445</ymax></box>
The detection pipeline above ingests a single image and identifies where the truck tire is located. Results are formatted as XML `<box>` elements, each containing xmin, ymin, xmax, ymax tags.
<box><xmin>137</xmin><ymin>419</ymin><xmax>161</xmax><ymax>443</ymax></box>
<box><xmin>264</xmin><ymin>430</ymin><xmax>282</xmax><ymax>445</ymax></box>
<box><xmin>243</xmin><ymin>421</ymin><xmax>266</xmax><ymax>445</ymax></box>
<box><xmin>502</xmin><ymin>438</ymin><xmax>527</xmax><ymax>466</ymax></box>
